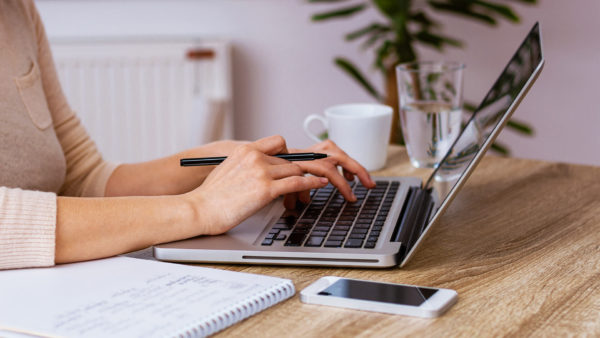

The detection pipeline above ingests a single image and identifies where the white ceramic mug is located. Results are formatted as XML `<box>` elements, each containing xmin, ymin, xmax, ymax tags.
<box><xmin>303</xmin><ymin>103</ymin><xmax>392</xmax><ymax>171</ymax></box>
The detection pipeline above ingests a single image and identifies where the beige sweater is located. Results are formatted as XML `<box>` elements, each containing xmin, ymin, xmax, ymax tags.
<box><xmin>0</xmin><ymin>0</ymin><xmax>116</xmax><ymax>269</ymax></box>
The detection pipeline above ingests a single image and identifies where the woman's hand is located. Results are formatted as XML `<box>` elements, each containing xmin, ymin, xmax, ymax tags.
<box><xmin>184</xmin><ymin>135</ymin><xmax>329</xmax><ymax>235</ymax></box>
<box><xmin>286</xmin><ymin>139</ymin><xmax>376</xmax><ymax>209</ymax></box>
<box><xmin>106</xmin><ymin>140</ymin><xmax>249</xmax><ymax>197</ymax></box>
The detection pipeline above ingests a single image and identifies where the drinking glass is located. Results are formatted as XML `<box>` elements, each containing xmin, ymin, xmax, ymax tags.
<box><xmin>396</xmin><ymin>61</ymin><xmax>465</xmax><ymax>168</ymax></box>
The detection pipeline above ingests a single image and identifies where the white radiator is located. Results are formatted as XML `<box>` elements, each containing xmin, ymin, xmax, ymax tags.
<box><xmin>51</xmin><ymin>39</ymin><xmax>233</xmax><ymax>163</ymax></box>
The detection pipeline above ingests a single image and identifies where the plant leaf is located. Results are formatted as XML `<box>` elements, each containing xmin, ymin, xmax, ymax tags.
<box><xmin>311</xmin><ymin>4</ymin><xmax>367</xmax><ymax>21</ymax></box>
<box><xmin>361</xmin><ymin>31</ymin><xmax>387</xmax><ymax>49</ymax></box>
<box><xmin>372</xmin><ymin>0</ymin><xmax>410</xmax><ymax>17</ymax></box>
<box><xmin>473</xmin><ymin>0</ymin><xmax>520</xmax><ymax>22</ymax></box>
<box><xmin>410</xmin><ymin>11</ymin><xmax>438</xmax><ymax>28</ymax></box>
<box><xmin>414</xmin><ymin>30</ymin><xmax>463</xmax><ymax>50</ymax></box>
<box><xmin>463</xmin><ymin>101</ymin><xmax>478</xmax><ymax>112</ymax></box>
<box><xmin>491</xmin><ymin>142</ymin><xmax>510</xmax><ymax>155</ymax></box>
<box><xmin>428</xmin><ymin>1</ymin><xmax>498</xmax><ymax>25</ymax></box>
<box><xmin>374</xmin><ymin>40</ymin><xmax>394</xmax><ymax>73</ymax></box>
<box><xmin>334</xmin><ymin>57</ymin><xmax>383</xmax><ymax>101</ymax></box>
<box><xmin>506</xmin><ymin>119</ymin><xmax>534</xmax><ymax>135</ymax></box>
<box><xmin>345</xmin><ymin>23</ymin><xmax>390</xmax><ymax>41</ymax></box>
<box><xmin>506</xmin><ymin>0</ymin><xmax>537</xmax><ymax>4</ymax></box>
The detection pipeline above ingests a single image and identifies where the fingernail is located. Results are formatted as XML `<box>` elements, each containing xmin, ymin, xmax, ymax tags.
<box><xmin>319</xmin><ymin>177</ymin><xmax>329</xmax><ymax>184</ymax></box>
<box><xmin>351</xmin><ymin>193</ymin><xmax>357</xmax><ymax>201</ymax></box>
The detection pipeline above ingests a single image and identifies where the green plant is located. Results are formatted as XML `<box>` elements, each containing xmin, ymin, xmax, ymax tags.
<box><xmin>309</xmin><ymin>0</ymin><xmax>536</xmax><ymax>154</ymax></box>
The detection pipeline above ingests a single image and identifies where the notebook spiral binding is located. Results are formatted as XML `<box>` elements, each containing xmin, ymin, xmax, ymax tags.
<box><xmin>179</xmin><ymin>282</ymin><xmax>295</xmax><ymax>337</ymax></box>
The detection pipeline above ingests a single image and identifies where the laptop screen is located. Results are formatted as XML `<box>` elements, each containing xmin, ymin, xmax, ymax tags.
<box><xmin>423</xmin><ymin>23</ymin><xmax>543</xmax><ymax>220</ymax></box>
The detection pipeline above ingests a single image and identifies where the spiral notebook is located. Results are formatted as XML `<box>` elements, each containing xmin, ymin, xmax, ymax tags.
<box><xmin>0</xmin><ymin>257</ymin><xmax>294</xmax><ymax>337</ymax></box>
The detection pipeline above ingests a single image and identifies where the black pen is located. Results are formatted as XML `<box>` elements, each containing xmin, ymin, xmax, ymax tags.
<box><xmin>180</xmin><ymin>152</ymin><xmax>328</xmax><ymax>166</ymax></box>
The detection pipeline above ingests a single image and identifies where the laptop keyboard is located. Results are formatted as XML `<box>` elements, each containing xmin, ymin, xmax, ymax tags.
<box><xmin>261</xmin><ymin>180</ymin><xmax>399</xmax><ymax>249</ymax></box>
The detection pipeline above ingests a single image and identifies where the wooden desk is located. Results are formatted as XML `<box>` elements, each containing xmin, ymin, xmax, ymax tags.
<box><xmin>210</xmin><ymin>146</ymin><xmax>600</xmax><ymax>337</ymax></box>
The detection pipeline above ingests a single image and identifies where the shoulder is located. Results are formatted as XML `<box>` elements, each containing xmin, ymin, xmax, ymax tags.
<box><xmin>20</xmin><ymin>0</ymin><xmax>38</xmax><ymax>18</ymax></box>
<box><xmin>7</xmin><ymin>0</ymin><xmax>43</xmax><ymax>36</ymax></box>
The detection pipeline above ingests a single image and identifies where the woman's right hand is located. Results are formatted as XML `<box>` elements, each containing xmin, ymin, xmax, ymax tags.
<box><xmin>182</xmin><ymin>135</ymin><xmax>329</xmax><ymax>235</ymax></box>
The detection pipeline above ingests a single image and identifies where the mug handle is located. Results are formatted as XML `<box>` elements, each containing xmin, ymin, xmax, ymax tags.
<box><xmin>303</xmin><ymin>114</ymin><xmax>328</xmax><ymax>143</ymax></box>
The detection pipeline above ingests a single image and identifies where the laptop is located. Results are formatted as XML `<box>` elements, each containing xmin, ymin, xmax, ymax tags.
<box><xmin>154</xmin><ymin>23</ymin><xmax>544</xmax><ymax>268</ymax></box>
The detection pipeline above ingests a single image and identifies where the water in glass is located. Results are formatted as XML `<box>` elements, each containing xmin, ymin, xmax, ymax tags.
<box><xmin>400</xmin><ymin>101</ymin><xmax>461</xmax><ymax>168</ymax></box>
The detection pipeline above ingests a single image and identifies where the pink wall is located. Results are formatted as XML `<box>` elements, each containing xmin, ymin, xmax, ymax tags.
<box><xmin>36</xmin><ymin>0</ymin><xmax>600</xmax><ymax>166</ymax></box>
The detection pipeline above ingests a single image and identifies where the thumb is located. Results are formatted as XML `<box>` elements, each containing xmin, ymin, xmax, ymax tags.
<box><xmin>250</xmin><ymin>135</ymin><xmax>289</xmax><ymax>156</ymax></box>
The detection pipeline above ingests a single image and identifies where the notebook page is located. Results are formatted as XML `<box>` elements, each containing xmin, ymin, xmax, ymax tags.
<box><xmin>0</xmin><ymin>257</ymin><xmax>293</xmax><ymax>338</ymax></box>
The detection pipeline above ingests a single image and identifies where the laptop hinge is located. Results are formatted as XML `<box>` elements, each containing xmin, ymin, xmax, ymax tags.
<box><xmin>390</xmin><ymin>186</ymin><xmax>435</xmax><ymax>259</ymax></box>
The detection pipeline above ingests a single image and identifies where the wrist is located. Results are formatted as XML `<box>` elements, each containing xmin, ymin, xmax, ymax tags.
<box><xmin>177</xmin><ymin>190</ymin><xmax>221</xmax><ymax>237</ymax></box>
<box><xmin>176</xmin><ymin>193</ymin><xmax>203</xmax><ymax>237</ymax></box>
<box><xmin>150</xmin><ymin>194</ymin><xmax>206</xmax><ymax>245</ymax></box>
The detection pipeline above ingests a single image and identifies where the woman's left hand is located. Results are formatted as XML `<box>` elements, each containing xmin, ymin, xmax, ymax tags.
<box><xmin>285</xmin><ymin>139</ymin><xmax>375</xmax><ymax>209</ymax></box>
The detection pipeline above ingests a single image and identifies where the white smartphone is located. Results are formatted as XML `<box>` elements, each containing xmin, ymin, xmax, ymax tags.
<box><xmin>300</xmin><ymin>276</ymin><xmax>457</xmax><ymax>318</ymax></box>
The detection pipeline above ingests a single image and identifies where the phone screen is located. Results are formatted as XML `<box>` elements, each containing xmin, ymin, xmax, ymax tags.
<box><xmin>318</xmin><ymin>279</ymin><xmax>438</xmax><ymax>306</ymax></box>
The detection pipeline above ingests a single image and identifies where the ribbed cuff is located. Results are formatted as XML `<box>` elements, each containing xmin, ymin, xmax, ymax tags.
<box><xmin>0</xmin><ymin>187</ymin><xmax>56</xmax><ymax>270</ymax></box>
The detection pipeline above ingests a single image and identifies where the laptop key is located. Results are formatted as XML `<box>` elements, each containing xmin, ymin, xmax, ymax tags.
<box><xmin>277</xmin><ymin>216</ymin><xmax>297</xmax><ymax>225</ymax></box>
<box><xmin>335</xmin><ymin>221</ymin><xmax>354</xmax><ymax>226</ymax></box>
<box><xmin>349</xmin><ymin>233</ymin><xmax>366</xmax><ymax>239</ymax></box>
<box><xmin>324</xmin><ymin>240</ymin><xmax>343</xmax><ymax>247</ymax></box>
<box><xmin>292</xmin><ymin>228</ymin><xmax>310</xmax><ymax>234</ymax></box>
<box><xmin>331</xmin><ymin>230</ymin><xmax>348</xmax><ymax>236</ymax></box>
<box><xmin>285</xmin><ymin>233</ymin><xmax>306</xmax><ymax>246</ymax></box>
<box><xmin>364</xmin><ymin>241</ymin><xmax>376</xmax><ymax>248</ymax></box>
<box><xmin>275</xmin><ymin>234</ymin><xmax>287</xmax><ymax>241</ymax></box>
<box><xmin>350</xmin><ymin>228</ymin><xmax>368</xmax><ymax>234</ymax></box>
<box><xmin>273</xmin><ymin>224</ymin><xmax>293</xmax><ymax>230</ymax></box>
<box><xmin>261</xmin><ymin>239</ymin><xmax>273</xmax><ymax>246</ymax></box>
<box><xmin>344</xmin><ymin>238</ymin><xmax>363</xmax><ymax>248</ymax></box>
<box><xmin>265</xmin><ymin>233</ymin><xmax>276</xmax><ymax>239</ymax></box>
<box><xmin>328</xmin><ymin>235</ymin><xmax>346</xmax><ymax>241</ymax></box>
<box><xmin>305</xmin><ymin>236</ymin><xmax>325</xmax><ymax>247</ymax></box>
<box><xmin>318</xmin><ymin>220</ymin><xmax>334</xmax><ymax>225</ymax></box>
<box><xmin>367</xmin><ymin>235</ymin><xmax>379</xmax><ymax>242</ymax></box>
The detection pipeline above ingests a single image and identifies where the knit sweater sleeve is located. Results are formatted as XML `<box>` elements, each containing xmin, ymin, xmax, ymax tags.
<box><xmin>28</xmin><ymin>0</ymin><xmax>118</xmax><ymax>197</ymax></box>
<box><xmin>0</xmin><ymin>187</ymin><xmax>56</xmax><ymax>270</ymax></box>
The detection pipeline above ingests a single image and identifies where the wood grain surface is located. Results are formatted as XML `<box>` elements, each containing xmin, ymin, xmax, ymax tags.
<box><xmin>203</xmin><ymin>146</ymin><xmax>600</xmax><ymax>337</ymax></box>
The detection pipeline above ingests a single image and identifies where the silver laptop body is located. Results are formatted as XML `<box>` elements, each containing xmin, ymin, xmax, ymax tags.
<box><xmin>154</xmin><ymin>23</ymin><xmax>544</xmax><ymax>268</ymax></box>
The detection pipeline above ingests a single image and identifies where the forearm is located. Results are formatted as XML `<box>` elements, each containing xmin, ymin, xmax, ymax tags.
<box><xmin>105</xmin><ymin>140</ymin><xmax>246</xmax><ymax>196</ymax></box>
<box><xmin>55</xmin><ymin>195</ymin><xmax>197</xmax><ymax>264</ymax></box>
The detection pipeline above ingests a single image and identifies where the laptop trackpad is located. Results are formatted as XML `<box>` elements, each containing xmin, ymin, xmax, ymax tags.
<box><xmin>226</xmin><ymin>199</ymin><xmax>283</xmax><ymax>241</ymax></box>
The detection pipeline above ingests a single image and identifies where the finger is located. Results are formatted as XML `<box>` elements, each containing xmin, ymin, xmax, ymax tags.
<box><xmin>299</xmin><ymin>190</ymin><xmax>311</xmax><ymax>204</ymax></box>
<box><xmin>325</xmin><ymin>154</ymin><xmax>375</xmax><ymax>188</ymax></box>
<box><xmin>272</xmin><ymin>176</ymin><xmax>329</xmax><ymax>197</ymax></box>
<box><xmin>302</xmin><ymin>140</ymin><xmax>374</xmax><ymax>188</ymax></box>
<box><xmin>264</xmin><ymin>155</ymin><xmax>290</xmax><ymax>165</ymax></box>
<box><xmin>249</xmin><ymin>135</ymin><xmax>289</xmax><ymax>156</ymax></box>
<box><xmin>297</xmin><ymin>161</ymin><xmax>356</xmax><ymax>202</ymax></box>
<box><xmin>283</xmin><ymin>193</ymin><xmax>297</xmax><ymax>210</ymax></box>
<box><xmin>343</xmin><ymin>169</ymin><xmax>355</xmax><ymax>181</ymax></box>
<box><xmin>268</xmin><ymin>163</ymin><xmax>303</xmax><ymax>179</ymax></box>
